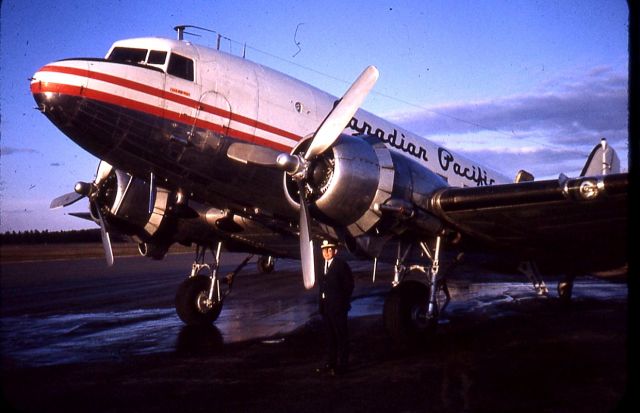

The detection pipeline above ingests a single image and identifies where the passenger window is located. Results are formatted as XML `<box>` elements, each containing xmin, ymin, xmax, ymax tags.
<box><xmin>167</xmin><ymin>53</ymin><xmax>194</xmax><ymax>81</ymax></box>
<box><xmin>108</xmin><ymin>47</ymin><xmax>147</xmax><ymax>64</ymax></box>
<box><xmin>148</xmin><ymin>50</ymin><xmax>167</xmax><ymax>65</ymax></box>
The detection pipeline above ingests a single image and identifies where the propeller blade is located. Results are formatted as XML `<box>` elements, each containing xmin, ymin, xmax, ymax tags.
<box><xmin>148</xmin><ymin>172</ymin><xmax>156</xmax><ymax>214</ymax></box>
<box><xmin>298</xmin><ymin>182</ymin><xmax>315</xmax><ymax>289</ymax></box>
<box><xmin>50</xmin><ymin>191</ymin><xmax>85</xmax><ymax>209</ymax></box>
<box><xmin>305</xmin><ymin>65</ymin><xmax>379</xmax><ymax>160</ymax></box>
<box><xmin>227</xmin><ymin>142</ymin><xmax>281</xmax><ymax>167</ymax></box>
<box><xmin>68</xmin><ymin>212</ymin><xmax>94</xmax><ymax>221</ymax></box>
<box><xmin>51</xmin><ymin>160</ymin><xmax>112</xmax><ymax>209</ymax></box>
<box><xmin>95</xmin><ymin>160</ymin><xmax>113</xmax><ymax>185</ymax></box>
<box><xmin>93</xmin><ymin>203</ymin><xmax>114</xmax><ymax>267</ymax></box>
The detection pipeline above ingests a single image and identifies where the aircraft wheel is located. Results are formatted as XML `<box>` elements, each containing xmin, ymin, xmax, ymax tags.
<box><xmin>383</xmin><ymin>280</ymin><xmax>437</xmax><ymax>347</ymax></box>
<box><xmin>257</xmin><ymin>256</ymin><xmax>275</xmax><ymax>273</ymax></box>
<box><xmin>175</xmin><ymin>276</ymin><xmax>223</xmax><ymax>326</ymax></box>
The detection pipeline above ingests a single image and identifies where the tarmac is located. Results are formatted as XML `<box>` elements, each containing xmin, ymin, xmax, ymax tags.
<box><xmin>0</xmin><ymin>252</ymin><xmax>633</xmax><ymax>412</ymax></box>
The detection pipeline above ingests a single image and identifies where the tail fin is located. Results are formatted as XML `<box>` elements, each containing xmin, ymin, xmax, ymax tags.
<box><xmin>580</xmin><ymin>138</ymin><xmax>620</xmax><ymax>176</ymax></box>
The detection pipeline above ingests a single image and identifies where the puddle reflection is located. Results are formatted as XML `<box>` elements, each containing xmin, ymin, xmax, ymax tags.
<box><xmin>175</xmin><ymin>324</ymin><xmax>224</xmax><ymax>356</ymax></box>
<box><xmin>1</xmin><ymin>280</ymin><xmax>626</xmax><ymax>367</ymax></box>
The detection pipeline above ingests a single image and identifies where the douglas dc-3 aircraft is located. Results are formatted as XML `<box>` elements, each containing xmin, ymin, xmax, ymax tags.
<box><xmin>31</xmin><ymin>26</ymin><xmax>627</xmax><ymax>344</ymax></box>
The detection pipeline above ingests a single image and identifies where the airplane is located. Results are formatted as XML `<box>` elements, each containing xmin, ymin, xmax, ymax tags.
<box><xmin>30</xmin><ymin>26</ymin><xmax>627</xmax><ymax>345</ymax></box>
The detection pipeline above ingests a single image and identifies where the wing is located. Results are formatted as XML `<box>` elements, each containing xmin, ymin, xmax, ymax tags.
<box><xmin>427</xmin><ymin>173</ymin><xmax>628</xmax><ymax>271</ymax></box>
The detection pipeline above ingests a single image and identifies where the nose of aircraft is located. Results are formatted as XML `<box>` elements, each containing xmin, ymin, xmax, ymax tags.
<box><xmin>31</xmin><ymin>60</ymin><xmax>90</xmax><ymax>102</ymax></box>
<box><xmin>30</xmin><ymin>60</ymin><xmax>114</xmax><ymax>158</ymax></box>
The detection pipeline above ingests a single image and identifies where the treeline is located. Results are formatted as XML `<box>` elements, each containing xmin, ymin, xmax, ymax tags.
<box><xmin>0</xmin><ymin>229</ymin><xmax>127</xmax><ymax>245</ymax></box>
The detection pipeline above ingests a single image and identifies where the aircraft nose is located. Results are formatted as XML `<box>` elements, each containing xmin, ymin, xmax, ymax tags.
<box><xmin>30</xmin><ymin>60</ymin><xmax>90</xmax><ymax>111</ymax></box>
<box><xmin>30</xmin><ymin>60</ymin><xmax>113</xmax><ymax>158</ymax></box>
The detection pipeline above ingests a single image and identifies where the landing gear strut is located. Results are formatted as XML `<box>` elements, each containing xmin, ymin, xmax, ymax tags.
<box><xmin>518</xmin><ymin>260</ymin><xmax>549</xmax><ymax>296</ymax></box>
<box><xmin>383</xmin><ymin>236</ymin><xmax>453</xmax><ymax>347</ymax></box>
<box><xmin>175</xmin><ymin>242</ymin><xmax>252</xmax><ymax>326</ymax></box>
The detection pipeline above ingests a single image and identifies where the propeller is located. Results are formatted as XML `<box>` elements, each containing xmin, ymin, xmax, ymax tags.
<box><xmin>298</xmin><ymin>181</ymin><xmax>315</xmax><ymax>289</ymax></box>
<box><xmin>227</xmin><ymin>66</ymin><xmax>379</xmax><ymax>289</ymax></box>
<box><xmin>50</xmin><ymin>190</ymin><xmax>85</xmax><ymax>209</ymax></box>
<box><xmin>304</xmin><ymin>65</ymin><xmax>379</xmax><ymax>161</ymax></box>
<box><xmin>94</xmin><ymin>202</ymin><xmax>114</xmax><ymax>266</ymax></box>
<box><xmin>50</xmin><ymin>161</ymin><xmax>115</xmax><ymax>266</ymax></box>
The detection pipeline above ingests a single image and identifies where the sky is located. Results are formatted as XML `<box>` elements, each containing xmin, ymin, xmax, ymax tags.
<box><xmin>0</xmin><ymin>0</ymin><xmax>630</xmax><ymax>232</ymax></box>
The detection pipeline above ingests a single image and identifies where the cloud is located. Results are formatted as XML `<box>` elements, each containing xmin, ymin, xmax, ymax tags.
<box><xmin>387</xmin><ymin>66</ymin><xmax>628</xmax><ymax>178</ymax></box>
<box><xmin>3</xmin><ymin>208</ymin><xmax>34</xmax><ymax>214</ymax></box>
<box><xmin>1</xmin><ymin>146</ymin><xmax>41</xmax><ymax>156</ymax></box>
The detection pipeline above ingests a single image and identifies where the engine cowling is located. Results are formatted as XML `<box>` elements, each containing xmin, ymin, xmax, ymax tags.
<box><xmin>92</xmin><ymin>170</ymin><xmax>176</xmax><ymax>242</ymax></box>
<box><xmin>93</xmin><ymin>167</ymin><xmax>297</xmax><ymax>259</ymax></box>
<box><xmin>284</xmin><ymin>135</ymin><xmax>449</xmax><ymax>237</ymax></box>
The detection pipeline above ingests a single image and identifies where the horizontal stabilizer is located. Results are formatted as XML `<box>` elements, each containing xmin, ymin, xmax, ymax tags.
<box><xmin>581</xmin><ymin>138</ymin><xmax>620</xmax><ymax>176</ymax></box>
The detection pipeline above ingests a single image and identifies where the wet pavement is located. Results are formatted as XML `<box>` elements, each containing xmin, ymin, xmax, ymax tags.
<box><xmin>0</xmin><ymin>277</ymin><xmax>627</xmax><ymax>368</ymax></box>
<box><xmin>0</xmin><ymin>253</ymin><xmax>632</xmax><ymax>412</ymax></box>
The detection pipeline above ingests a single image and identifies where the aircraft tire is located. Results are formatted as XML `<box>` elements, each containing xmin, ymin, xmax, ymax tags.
<box><xmin>383</xmin><ymin>280</ymin><xmax>437</xmax><ymax>347</ymax></box>
<box><xmin>175</xmin><ymin>276</ymin><xmax>223</xmax><ymax>326</ymax></box>
<box><xmin>257</xmin><ymin>256</ymin><xmax>275</xmax><ymax>273</ymax></box>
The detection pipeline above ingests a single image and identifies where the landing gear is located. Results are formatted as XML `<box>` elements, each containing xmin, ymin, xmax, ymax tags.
<box><xmin>175</xmin><ymin>242</ymin><xmax>253</xmax><ymax>326</ymax></box>
<box><xmin>557</xmin><ymin>273</ymin><xmax>577</xmax><ymax>303</ymax></box>
<box><xmin>257</xmin><ymin>255</ymin><xmax>276</xmax><ymax>273</ymax></box>
<box><xmin>383</xmin><ymin>236</ymin><xmax>453</xmax><ymax>347</ymax></box>
<box><xmin>383</xmin><ymin>280</ymin><xmax>437</xmax><ymax>346</ymax></box>
<box><xmin>176</xmin><ymin>275</ymin><xmax>223</xmax><ymax>325</ymax></box>
<box><xmin>518</xmin><ymin>260</ymin><xmax>549</xmax><ymax>296</ymax></box>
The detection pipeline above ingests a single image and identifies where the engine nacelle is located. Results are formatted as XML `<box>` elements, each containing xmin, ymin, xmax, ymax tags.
<box><xmin>285</xmin><ymin>135</ymin><xmax>449</xmax><ymax>237</ymax></box>
<box><xmin>137</xmin><ymin>242</ymin><xmax>170</xmax><ymax>260</ymax></box>
<box><xmin>93</xmin><ymin>170</ymin><xmax>176</xmax><ymax>242</ymax></box>
<box><xmin>93</xmin><ymin>167</ymin><xmax>294</xmax><ymax>258</ymax></box>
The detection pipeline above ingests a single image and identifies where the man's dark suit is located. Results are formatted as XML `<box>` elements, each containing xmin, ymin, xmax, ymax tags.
<box><xmin>318</xmin><ymin>256</ymin><xmax>354</xmax><ymax>373</ymax></box>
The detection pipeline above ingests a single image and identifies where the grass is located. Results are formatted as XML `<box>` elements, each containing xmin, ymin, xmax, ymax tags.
<box><xmin>0</xmin><ymin>242</ymin><xmax>193</xmax><ymax>263</ymax></box>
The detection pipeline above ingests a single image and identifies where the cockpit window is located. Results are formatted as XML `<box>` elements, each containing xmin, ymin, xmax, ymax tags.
<box><xmin>167</xmin><ymin>53</ymin><xmax>194</xmax><ymax>81</ymax></box>
<box><xmin>148</xmin><ymin>50</ymin><xmax>167</xmax><ymax>65</ymax></box>
<box><xmin>108</xmin><ymin>47</ymin><xmax>148</xmax><ymax>64</ymax></box>
<box><xmin>107</xmin><ymin>47</ymin><xmax>193</xmax><ymax>81</ymax></box>
<box><xmin>108</xmin><ymin>47</ymin><xmax>167</xmax><ymax>67</ymax></box>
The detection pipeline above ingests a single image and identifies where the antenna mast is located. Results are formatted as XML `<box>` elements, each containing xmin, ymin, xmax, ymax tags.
<box><xmin>173</xmin><ymin>25</ymin><xmax>217</xmax><ymax>41</ymax></box>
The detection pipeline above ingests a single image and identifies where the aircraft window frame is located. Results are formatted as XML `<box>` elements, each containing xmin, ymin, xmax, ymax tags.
<box><xmin>167</xmin><ymin>53</ymin><xmax>195</xmax><ymax>82</ymax></box>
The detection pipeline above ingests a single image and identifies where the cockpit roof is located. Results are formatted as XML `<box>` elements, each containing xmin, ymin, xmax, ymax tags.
<box><xmin>105</xmin><ymin>37</ymin><xmax>197</xmax><ymax>59</ymax></box>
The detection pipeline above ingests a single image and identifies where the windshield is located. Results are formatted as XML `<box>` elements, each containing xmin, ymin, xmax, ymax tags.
<box><xmin>107</xmin><ymin>47</ymin><xmax>168</xmax><ymax>68</ymax></box>
<box><xmin>108</xmin><ymin>47</ymin><xmax>148</xmax><ymax>64</ymax></box>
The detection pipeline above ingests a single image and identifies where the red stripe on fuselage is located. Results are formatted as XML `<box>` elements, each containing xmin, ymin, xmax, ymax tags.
<box><xmin>32</xmin><ymin>80</ymin><xmax>293</xmax><ymax>153</ymax></box>
<box><xmin>37</xmin><ymin>64</ymin><xmax>302</xmax><ymax>144</ymax></box>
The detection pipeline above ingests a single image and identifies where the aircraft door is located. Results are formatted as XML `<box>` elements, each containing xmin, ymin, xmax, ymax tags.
<box><xmin>164</xmin><ymin>80</ymin><xmax>202</xmax><ymax>146</ymax></box>
<box><xmin>183</xmin><ymin>90</ymin><xmax>231</xmax><ymax>156</ymax></box>
<box><xmin>163</xmin><ymin>50</ymin><xmax>202</xmax><ymax>164</ymax></box>
<box><xmin>198</xmin><ymin>90</ymin><xmax>231</xmax><ymax>137</ymax></box>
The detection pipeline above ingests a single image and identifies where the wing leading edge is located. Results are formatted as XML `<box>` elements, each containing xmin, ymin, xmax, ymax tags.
<box><xmin>427</xmin><ymin>173</ymin><xmax>628</xmax><ymax>271</ymax></box>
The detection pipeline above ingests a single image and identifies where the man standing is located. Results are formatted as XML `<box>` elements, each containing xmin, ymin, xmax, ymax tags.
<box><xmin>317</xmin><ymin>240</ymin><xmax>354</xmax><ymax>376</ymax></box>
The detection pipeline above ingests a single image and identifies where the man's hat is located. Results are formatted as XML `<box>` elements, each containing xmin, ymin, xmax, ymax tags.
<box><xmin>320</xmin><ymin>240</ymin><xmax>337</xmax><ymax>249</ymax></box>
